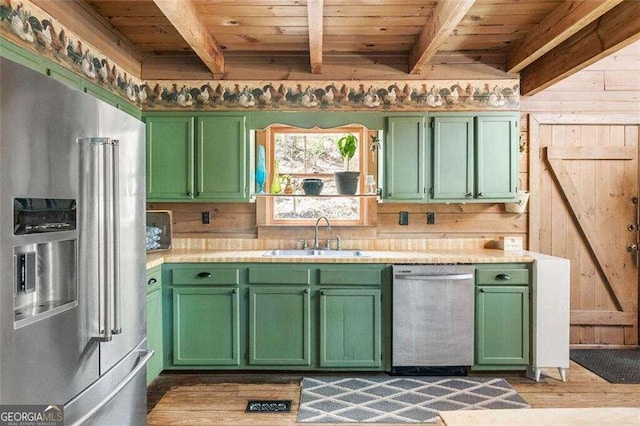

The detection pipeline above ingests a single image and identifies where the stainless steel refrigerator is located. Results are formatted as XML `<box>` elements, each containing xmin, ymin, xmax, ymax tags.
<box><xmin>0</xmin><ymin>57</ymin><xmax>150</xmax><ymax>424</ymax></box>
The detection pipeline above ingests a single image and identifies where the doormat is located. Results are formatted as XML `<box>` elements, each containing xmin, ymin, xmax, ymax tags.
<box><xmin>297</xmin><ymin>376</ymin><xmax>529</xmax><ymax>423</ymax></box>
<box><xmin>570</xmin><ymin>349</ymin><xmax>640</xmax><ymax>384</ymax></box>
<box><xmin>246</xmin><ymin>400</ymin><xmax>292</xmax><ymax>413</ymax></box>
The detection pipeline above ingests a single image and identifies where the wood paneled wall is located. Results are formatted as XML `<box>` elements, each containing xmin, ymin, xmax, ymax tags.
<box><xmin>520</xmin><ymin>41</ymin><xmax>639</xmax><ymax>131</ymax></box>
<box><xmin>150</xmin><ymin>41</ymin><xmax>638</xmax><ymax>244</ymax></box>
<box><xmin>520</xmin><ymin>40</ymin><xmax>640</xmax><ymax>346</ymax></box>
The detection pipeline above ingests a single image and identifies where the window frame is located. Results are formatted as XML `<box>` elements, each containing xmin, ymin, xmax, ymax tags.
<box><xmin>261</xmin><ymin>124</ymin><xmax>371</xmax><ymax>226</ymax></box>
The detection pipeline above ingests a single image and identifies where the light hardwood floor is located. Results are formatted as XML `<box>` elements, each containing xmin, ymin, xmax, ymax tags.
<box><xmin>147</xmin><ymin>362</ymin><xmax>640</xmax><ymax>425</ymax></box>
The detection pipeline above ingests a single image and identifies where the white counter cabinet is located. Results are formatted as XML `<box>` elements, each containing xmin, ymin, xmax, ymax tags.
<box><xmin>526</xmin><ymin>252</ymin><xmax>570</xmax><ymax>382</ymax></box>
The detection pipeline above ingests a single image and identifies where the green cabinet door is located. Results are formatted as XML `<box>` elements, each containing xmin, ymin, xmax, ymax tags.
<box><xmin>432</xmin><ymin>115</ymin><xmax>474</xmax><ymax>200</ymax></box>
<box><xmin>172</xmin><ymin>287</ymin><xmax>240</xmax><ymax>365</ymax></box>
<box><xmin>46</xmin><ymin>62</ymin><xmax>84</xmax><ymax>90</ymax></box>
<box><xmin>475</xmin><ymin>115</ymin><xmax>518</xmax><ymax>200</ymax></box>
<box><xmin>385</xmin><ymin>116</ymin><xmax>426</xmax><ymax>201</ymax></box>
<box><xmin>319</xmin><ymin>289</ymin><xmax>381</xmax><ymax>367</ymax></box>
<box><xmin>197</xmin><ymin>116</ymin><xmax>247</xmax><ymax>201</ymax></box>
<box><xmin>249</xmin><ymin>287</ymin><xmax>310</xmax><ymax>366</ymax></box>
<box><xmin>146</xmin><ymin>116</ymin><xmax>195</xmax><ymax>201</ymax></box>
<box><xmin>475</xmin><ymin>285</ymin><xmax>529</xmax><ymax>368</ymax></box>
<box><xmin>146</xmin><ymin>287</ymin><xmax>163</xmax><ymax>384</ymax></box>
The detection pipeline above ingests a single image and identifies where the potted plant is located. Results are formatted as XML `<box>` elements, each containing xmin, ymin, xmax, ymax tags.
<box><xmin>334</xmin><ymin>133</ymin><xmax>360</xmax><ymax>195</ymax></box>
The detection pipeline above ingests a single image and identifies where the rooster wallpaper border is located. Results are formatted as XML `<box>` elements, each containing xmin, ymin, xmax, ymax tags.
<box><xmin>1</xmin><ymin>0</ymin><xmax>520</xmax><ymax>113</ymax></box>
<box><xmin>142</xmin><ymin>80</ymin><xmax>520</xmax><ymax>112</ymax></box>
<box><xmin>0</xmin><ymin>0</ymin><xmax>142</xmax><ymax>107</ymax></box>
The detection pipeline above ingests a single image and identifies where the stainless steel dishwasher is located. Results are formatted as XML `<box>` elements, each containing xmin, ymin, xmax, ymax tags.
<box><xmin>392</xmin><ymin>264</ymin><xmax>475</xmax><ymax>375</ymax></box>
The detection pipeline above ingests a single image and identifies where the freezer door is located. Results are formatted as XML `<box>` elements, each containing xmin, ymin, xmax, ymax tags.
<box><xmin>64</xmin><ymin>340</ymin><xmax>152</xmax><ymax>425</ymax></box>
<box><xmin>97</xmin><ymin>102</ymin><xmax>146</xmax><ymax>374</ymax></box>
<box><xmin>0</xmin><ymin>57</ymin><xmax>100</xmax><ymax>404</ymax></box>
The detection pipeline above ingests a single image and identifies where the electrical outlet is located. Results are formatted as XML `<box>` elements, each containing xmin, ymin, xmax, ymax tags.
<box><xmin>399</xmin><ymin>211</ymin><xmax>409</xmax><ymax>225</ymax></box>
<box><xmin>202</xmin><ymin>211</ymin><xmax>210</xmax><ymax>224</ymax></box>
<box><xmin>427</xmin><ymin>212</ymin><xmax>436</xmax><ymax>224</ymax></box>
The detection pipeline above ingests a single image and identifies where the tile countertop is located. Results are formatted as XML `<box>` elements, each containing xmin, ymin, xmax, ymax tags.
<box><xmin>146</xmin><ymin>248</ymin><xmax>535</xmax><ymax>269</ymax></box>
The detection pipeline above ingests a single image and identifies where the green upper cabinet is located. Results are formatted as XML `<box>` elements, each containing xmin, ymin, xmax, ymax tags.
<box><xmin>0</xmin><ymin>38</ymin><xmax>46</xmax><ymax>73</ymax></box>
<box><xmin>46</xmin><ymin>61</ymin><xmax>84</xmax><ymax>90</ymax></box>
<box><xmin>319</xmin><ymin>289</ymin><xmax>381</xmax><ymax>368</ymax></box>
<box><xmin>384</xmin><ymin>116</ymin><xmax>426</xmax><ymax>201</ymax></box>
<box><xmin>146</xmin><ymin>116</ymin><xmax>195</xmax><ymax>200</ymax></box>
<box><xmin>197</xmin><ymin>116</ymin><xmax>247</xmax><ymax>201</ymax></box>
<box><xmin>475</xmin><ymin>115</ymin><xmax>519</xmax><ymax>199</ymax></box>
<box><xmin>248</xmin><ymin>286</ymin><xmax>311</xmax><ymax>366</ymax></box>
<box><xmin>432</xmin><ymin>115</ymin><xmax>474</xmax><ymax>200</ymax></box>
<box><xmin>145</xmin><ymin>114</ymin><xmax>248</xmax><ymax>202</ymax></box>
<box><xmin>431</xmin><ymin>112</ymin><xmax>519</xmax><ymax>202</ymax></box>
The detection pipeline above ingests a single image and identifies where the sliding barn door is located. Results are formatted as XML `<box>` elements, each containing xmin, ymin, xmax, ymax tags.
<box><xmin>535</xmin><ymin>122</ymin><xmax>639</xmax><ymax>345</ymax></box>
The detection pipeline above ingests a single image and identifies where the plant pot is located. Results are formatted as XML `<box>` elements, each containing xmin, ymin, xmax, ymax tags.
<box><xmin>302</xmin><ymin>178</ymin><xmax>324</xmax><ymax>195</ymax></box>
<box><xmin>334</xmin><ymin>171</ymin><xmax>360</xmax><ymax>195</ymax></box>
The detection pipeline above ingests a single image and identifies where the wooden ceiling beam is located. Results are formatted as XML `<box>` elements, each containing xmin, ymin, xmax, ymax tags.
<box><xmin>521</xmin><ymin>1</ymin><xmax>640</xmax><ymax>95</ymax></box>
<box><xmin>307</xmin><ymin>0</ymin><xmax>324</xmax><ymax>74</ymax></box>
<box><xmin>507</xmin><ymin>0</ymin><xmax>624</xmax><ymax>73</ymax></box>
<box><xmin>408</xmin><ymin>0</ymin><xmax>475</xmax><ymax>74</ymax></box>
<box><xmin>152</xmin><ymin>0</ymin><xmax>224</xmax><ymax>74</ymax></box>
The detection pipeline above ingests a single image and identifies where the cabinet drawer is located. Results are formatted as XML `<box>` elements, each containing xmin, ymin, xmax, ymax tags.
<box><xmin>248</xmin><ymin>266</ymin><xmax>311</xmax><ymax>285</ymax></box>
<box><xmin>172</xmin><ymin>267</ymin><xmax>240</xmax><ymax>285</ymax></box>
<box><xmin>146</xmin><ymin>267</ymin><xmax>162</xmax><ymax>293</ymax></box>
<box><xmin>476</xmin><ymin>269</ymin><xmax>529</xmax><ymax>285</ymax></box>
<box><xmin>319</xmin><ymin>268</ymin><xmax>382</xmax><ymax>286</ymax></box>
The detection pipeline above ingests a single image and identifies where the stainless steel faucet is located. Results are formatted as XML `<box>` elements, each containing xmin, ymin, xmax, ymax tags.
<box><xmin>313</xmin><ymin>216</ymin><xmax>331</xmax><ymax>249</ymax></box>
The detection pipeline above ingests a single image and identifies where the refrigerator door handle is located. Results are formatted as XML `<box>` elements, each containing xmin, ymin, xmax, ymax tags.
<box><xmin>82</xmin><ymin>137</ymin><xmax>113</xmax><ymax>343</ymax></box>
<box><xmin>111</xmin><ymin>140</ymin><xmax>122</xmax><ymax>335</ymax></box>
<box><xmin>68</xmin><ymin>349</ymin><xmax>154</xmax><ymax>426</ymax></box>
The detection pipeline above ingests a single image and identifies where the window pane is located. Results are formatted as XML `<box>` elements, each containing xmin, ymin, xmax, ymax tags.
<box><xmin>270</xmin><ymin>127</ymin><xmax>364</xmax><ymax>223</ymax></box>
<box><xmin>274</xmin><ymin>133</ymin><xmax>360</xmax><ymax>174</ymax></box>
<box><xmin>273</xmin><ymin>196</ymin><xmax>360</xmax><ymax>220</ymax></box>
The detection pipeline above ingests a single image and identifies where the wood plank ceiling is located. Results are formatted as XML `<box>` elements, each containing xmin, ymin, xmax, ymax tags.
<box><xmin>81</xmin><ymin>0</ymin><xmax>640</xmax><ymax>95</ymax></box>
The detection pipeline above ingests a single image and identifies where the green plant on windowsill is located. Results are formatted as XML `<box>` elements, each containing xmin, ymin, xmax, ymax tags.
<box><xmin>334</xmin><ymin>133</ymin><xmax>360</xmax><ymax>195</ymax></box>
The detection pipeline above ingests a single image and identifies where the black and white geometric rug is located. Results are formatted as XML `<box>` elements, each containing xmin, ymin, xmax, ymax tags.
<box><xmin>297</xmin><ymin>376</ymin><xmax>530</xmax><ymax>423</ymax></box>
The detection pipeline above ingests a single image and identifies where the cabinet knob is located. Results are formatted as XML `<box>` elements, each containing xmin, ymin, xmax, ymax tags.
<box><xmin>495</xmin><ymin>273</ymin><xmax>511</xmax><ymax>280</ymax></box>
<box><xmin>232</xmin><ymin>288</ymin><xmax>237</xmax><ymax>294</ymax></box>
<box><xmin>479</xmin><ymin>288</ymin><xmax>485</xmax><ymax>293</ymax></box>
<box><xmin>304</xmin><ymin>289</ymin><xmax>309</xmax><ymax>294</ymax></box>
<box><xmin>465</xmin><ymin>192</ymin><xmax>473</xmax><ymax>198</ymax></box>
<box><xmin>196</xmin><ymin>272</ymin><xmax>212</xmax><ymax>278</ymax></box>
<box><xmin>187</xmin><ymin>191</ymin><xmax>193</xmax><ymax>197</ymax></box>
<box><xmin>197</xmin><ymin>191</ymin><xmax>203</xmax><ymax>196</ymax></box>
<box><xmin>477</xmin><ymin>192</ymin><xmax>484</xmax><ymax>197</ymax></box>
<box><xmin>320</xmin><ymin>290</ymin><xmax>326</xmax><ymax>296</ymax></box>
<box><xmin>147</xmin><ymin>278</ymin><xmax>157</xmax><ymax>286</ymax></box>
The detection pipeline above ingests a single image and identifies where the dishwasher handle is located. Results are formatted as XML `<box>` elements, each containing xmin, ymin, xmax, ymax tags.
<box><xmin>394</xmin><ymin>274</ymin><xmax>474</xmax><ymax>281</ymax></box>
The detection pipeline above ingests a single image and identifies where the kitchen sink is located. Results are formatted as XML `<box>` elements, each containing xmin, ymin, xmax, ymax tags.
<box><xmin>262</xmin><ymin>249</ymin><xmax>368</xmax><ymax>257</ymax></box>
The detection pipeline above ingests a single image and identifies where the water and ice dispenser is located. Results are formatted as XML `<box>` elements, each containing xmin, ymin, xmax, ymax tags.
<box><xmin>13</xmin><ymin>198</ymin><xmax>78</xmax><ymax>327</ymax></box>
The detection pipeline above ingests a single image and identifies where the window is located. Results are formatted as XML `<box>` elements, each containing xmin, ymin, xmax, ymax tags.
<box><xmin>260</xmin><ymin>125</ymin><xmax>373</xmax><ymax>226</ymax></box>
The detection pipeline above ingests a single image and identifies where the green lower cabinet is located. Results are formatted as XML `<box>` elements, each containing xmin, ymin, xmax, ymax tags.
<box><xmin>474</xmin><ymin>285</ymin><xmax>529</xmax><ymax>369</ymax></box>
<box><xmin>172</xmin><ymin>287</ymin><xmax>240</xmax><ymax>365</ymax></box>
<box><xmin>249</xmin><ymin>286</ymin><xmax>311</xmax><ymax>366</ymax></box>
<box><xmin>146</xmin><ymin>278</ymin><xmax>163</xmax><ymax>384</ymax></box>
<box><xmin>319</xmin><ymin>289</ymin><xmax>381</xmax><ymax>368</ymax></box>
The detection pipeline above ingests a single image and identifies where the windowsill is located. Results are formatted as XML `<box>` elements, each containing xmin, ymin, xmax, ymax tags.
<box><xmin>251</xmin><ymin>193</ymin><xmax>379</xmax><ymax>198</ymax></box>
